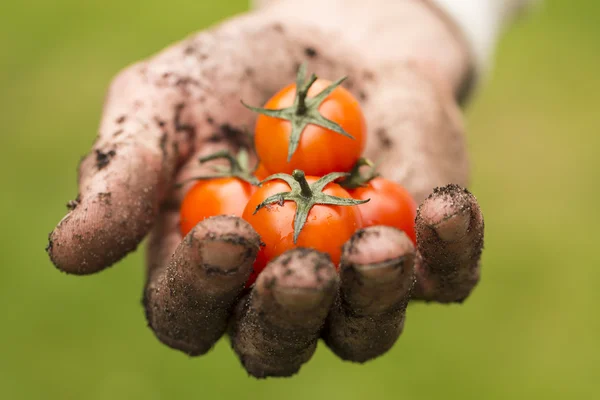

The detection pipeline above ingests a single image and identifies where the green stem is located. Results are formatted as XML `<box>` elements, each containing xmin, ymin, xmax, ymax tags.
<box><xmin>340</xmin><ymin>157</ymin><xmax>380</xmax><ymax>189</ymax></box>
<box><xmin>241</xmin><ymin>63</ymin><xmax>354</xmax><ymax>162</ymax></box>
<box><xmin>292</xmin><ymin>170</ymin><xmax>313</xmax><ymax>198</ymax></box>
<box><xmin>254</xmin><ymin>170</ymin><xmax>369</xmax><ymax>243</ymax></box>
<box><xmin>199</xmin><ymin>149</ymin><xmax>242</xmax><ymax>173</ymax></box>
<box><xmin>295</xmin><ymin>74</ymin><xmax>318</xmax><ymax>115</ymax></box>
<box><xmin>176</xmin><ymin>149</ymin><xmax>259</xmax><ymax>188</ymax></box>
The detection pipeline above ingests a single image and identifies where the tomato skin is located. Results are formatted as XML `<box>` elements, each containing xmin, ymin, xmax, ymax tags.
<box><xmin>349</xmin><ymin>177</ymin><xmax>417</xmax><ymax>244</ymax></box>
<box><xmin>254</xmin><ymin>80</ymin><xmax>366</xmax><ymax>176</ymax></box>
<box><xmin>179</xmin><ymin>178</ymin><xmax>255</xmax><ymax>237</ymax></box>
<box><xmin>254</xmin><ymin>163</ymin><xmax>271</xmax><ymax>181</ymax></box>
<box><xmin>242</xmin><ymin>176</ymin><xmax>363</xmax><ymax>284</ymax></box>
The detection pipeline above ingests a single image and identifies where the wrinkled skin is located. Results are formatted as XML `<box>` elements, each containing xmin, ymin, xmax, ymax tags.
<box><xmin>46</xmin><ymin>0</ymin><xmax>485</xmax><ymax>378</ymax></box>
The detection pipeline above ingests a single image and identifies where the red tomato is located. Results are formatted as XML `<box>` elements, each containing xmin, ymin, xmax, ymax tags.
<box><xmin>253</xmin><ymin>77</ymin><xmax>366</xmax><ymax>176</ymax></box>
<box><xmin>254</xmin><ymin>163</ymin><xmax>271</xmax><ymax>182</ymax></box>
<box><xmin>242</xmin><ymin>175</ymin><xmax>363</xmax><ymax>285</ymax></box>
<box><xmin>349</xmin><ymin>177</ymin><xmax>417</xmax><ymax>244</ymax></box>
<box><xmin>179</xmin><ymin>178</ymin><xmax>255</xmax><ymax>237</ymax></box>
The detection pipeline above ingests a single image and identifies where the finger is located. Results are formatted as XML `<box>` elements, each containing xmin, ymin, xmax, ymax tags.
<box><xmin>143</xmin><ymin>215</ymin><xmax>260</xmax><ymax>356</ymax></box>
<box><xmin>143</xmin><ymin>142</ymin><xmax>252</xmax><ymax>354</ymax></box>
<box><xmin>230</xmin><ymin>249</ymin><xmax>338</xmax><ymax>378</ymax></box>
<box><xmin>47</xmin><ymin>9</ymin><xmax>375</xmax><ymax>275</ymax></box>
<box><xmin>323</xmin><ymin>226</ymin><xmax>416</xmax><ymax>363</ymax></box>
<box><xmin>360</xmin><ymin>64</ymin><xmax>469</xmax><ymax>204</ymax></box>
<box><xmin>45</xmin><ymin>61</ymin><xmax>182</xmax><ymax>274</ymax></box>
<box><xmin>412</xmin><ymin>184</ymin><xmax>484</xmax><ymax>303</ymax></box>
<box><xmin>144</xmin><ymin>140</ymin><xmax>244</xmax><ymax>281</ymax></box>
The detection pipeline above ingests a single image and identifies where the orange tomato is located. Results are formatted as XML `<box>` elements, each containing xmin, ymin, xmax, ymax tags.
<box><xmin>179</xmin><ymin>178</ymin><xmax>255</xmax><ymax>237</ymax></box>
<box><xmin>349</xmin><ymin>177</ymin><xmax>417</xmax><ymax>244</ymax></box>
<box><xmin>253</xmin><ymin>78</ymin><xmax>366</xmax><ymax>176</ymax></box>
<box><xmin>242</xmin><ymin>175</ymin><xmax>363</xmax><ymax>285</ymax></box>
<box><xmin>254</xmin><ymin>163</ymin><xmax>271</xmax><ymax>181</ymax></box>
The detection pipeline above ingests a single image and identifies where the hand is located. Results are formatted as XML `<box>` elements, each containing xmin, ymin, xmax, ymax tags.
<box><xmin>47</xmin><ymin>0</ymin><xmax>484</xmax><ymax>377</ymax></box>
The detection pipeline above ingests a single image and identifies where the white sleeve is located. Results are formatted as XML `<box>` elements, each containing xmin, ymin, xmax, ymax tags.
<box><xmin>252</xmin><ymin>0</ymin><xmax>540</xmax><ymax>73</ymax></box>
<box><xmin>430</xmin><ymin>0</ymin><xmax>540</xmax><ymax>72</ymax></box>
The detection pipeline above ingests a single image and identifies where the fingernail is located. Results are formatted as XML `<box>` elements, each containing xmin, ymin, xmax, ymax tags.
<box><xmin>272</xmin><ymin>287</ymin><xmax>329</xmax><ymax>311</ymax></box>
<box><xmin>344</xmin><ymin>226</ymin><xmax>414</xmax><ymax>266</ymax></box>
<box><xmin>419</xmin><ymin>185</ymin><xmax>476</xmax><ymax>243</ymax></box>
<box><xmin>199</xmin><ymin>239</ymin><xmax>251</xmax><ymax>275</ymax></box>
<box><xmin>432</xmin><ymin>209</ymin><xmax>471</xmax><ymax>242</ymax></box>
<box><xmin>353</xmin><ymin>255</ymin><xmax>413</xmax><ymax>285</ymax></box>
<box><xmin>261</xmin><ymin>248</ymin><xmax>338</xmax><ymax>310</ymax></box>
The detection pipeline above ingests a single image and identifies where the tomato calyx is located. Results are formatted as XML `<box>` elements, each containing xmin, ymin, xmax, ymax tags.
<box><xmin>339</xmin><ymin>157</ymin><xmax>380</xmax><ymax>189</ymax></box>
<box><xmin>254</xmin><ymin>170</ymin><xmax>369</xmax><ymax>243</ymax></box>
<box><xmin>242</xmin><ymin>63</ymin><xmax>355</xmax><ymax>162</ymax></box>
<box><xmin>176</xmin><ymin>149</ymin><xmax>259</xmax><ymax>187</ymax></box>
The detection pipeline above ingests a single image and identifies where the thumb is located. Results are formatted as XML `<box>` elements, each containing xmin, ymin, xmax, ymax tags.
<box><xmin>48</xmin><ymin>10</ymin><xmax>368</xmax><ymax>274</ymax></box>
<box><xmin>47</xmin><ymin>62</ymin><xmax>178</xmax><ymax>274</ymax></box>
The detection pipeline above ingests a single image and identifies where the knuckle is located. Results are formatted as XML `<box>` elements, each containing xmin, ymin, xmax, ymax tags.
<box><xmin>110</xmin><ymin>62</ymin><xmax>146</xmax><ymax>89</ymax></box>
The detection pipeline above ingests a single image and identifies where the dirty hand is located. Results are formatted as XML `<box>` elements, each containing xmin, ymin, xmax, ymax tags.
<box><xmin>47</xmin><ymin>0</ymin><xmax>484</xmax><ymax>377</ymax></box>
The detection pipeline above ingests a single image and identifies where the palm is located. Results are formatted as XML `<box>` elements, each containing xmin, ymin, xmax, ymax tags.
<box><xmin>47</xmin><ymin>12</ymin><xmax>484</xmax><ymax>378</ymax></box>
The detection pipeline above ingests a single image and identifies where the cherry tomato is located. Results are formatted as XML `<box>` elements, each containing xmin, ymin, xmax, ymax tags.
<box><xmin>254</xmin><ymin>163</ymin><xmax>271</xmax><ymax>181</ymax></box>
<box><xmin>349</xmin><ymin>177</ymin><xmax>417</xmax><ymax>244</ymax></box>
<box><xmin>242</xmin><ymin>175</ymin><xmax>363</xmax><ymax>285</ymax></box>
<box><xmin>253</xmin><ymin>77</ymin><xmax>366</xmax><ymax>176</ymax></box>
<box><xmin>180</xmin><ymin>178</ymin><xmax>255</xmax><ymax>237</ymax></box>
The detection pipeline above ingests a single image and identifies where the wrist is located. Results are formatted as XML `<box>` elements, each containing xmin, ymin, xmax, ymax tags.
<box><xmin>255</xmin><ymin>0</ymin><xmax>474</xmax><ymax>103</ymax></box>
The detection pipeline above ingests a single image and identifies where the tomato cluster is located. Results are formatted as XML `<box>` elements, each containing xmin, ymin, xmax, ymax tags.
<box><xmin>179</xmin><ymin>64</ymin><xmax>416</xmax><ymax>287</ymax></box>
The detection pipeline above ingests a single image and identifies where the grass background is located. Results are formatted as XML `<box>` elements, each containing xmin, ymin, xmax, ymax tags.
<box><xmin>1</xmin><ymin>0</ymin><xmax>598</xmax><ymax>398</ymax></box>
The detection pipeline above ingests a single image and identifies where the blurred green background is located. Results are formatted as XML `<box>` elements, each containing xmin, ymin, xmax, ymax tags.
<box><xmin>1</xmin><ymin>0</ymin><xmax>598</xmax><ymax>398</ymax></box>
